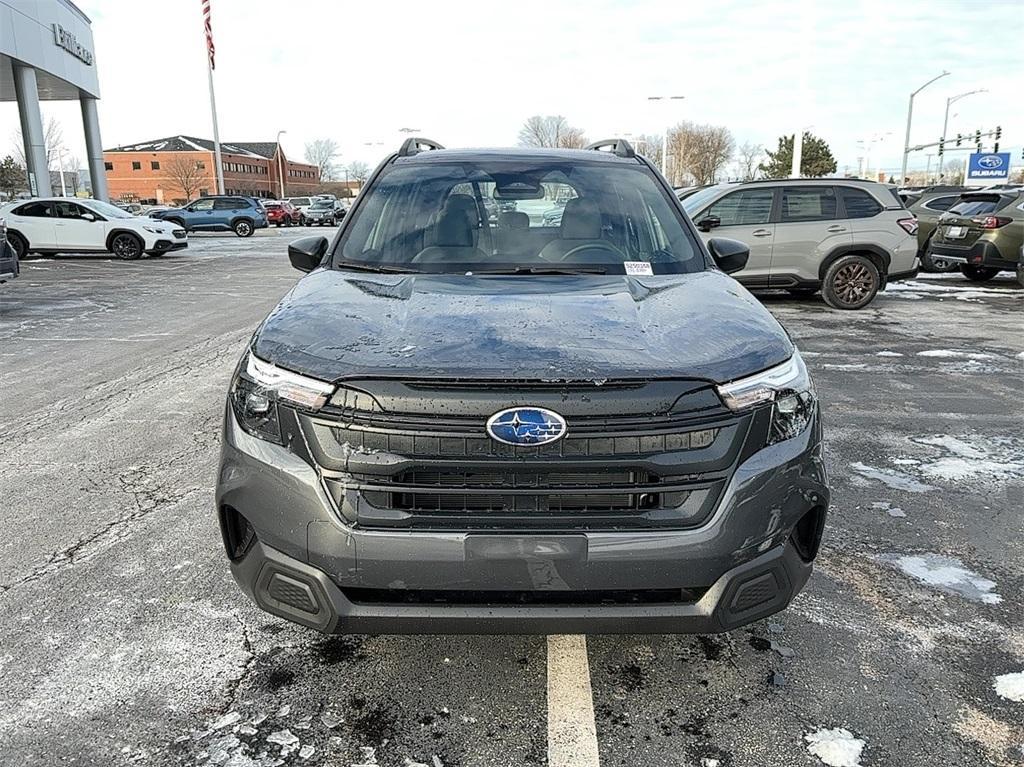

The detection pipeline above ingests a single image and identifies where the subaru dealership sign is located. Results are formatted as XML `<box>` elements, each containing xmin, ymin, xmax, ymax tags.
<box><xmin>966</xmin><ymin>152</ymin><xmax>1011</xmax><ymax>184</ymax></box>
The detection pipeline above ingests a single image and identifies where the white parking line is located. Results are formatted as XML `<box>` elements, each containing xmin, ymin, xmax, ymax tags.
<box><xmin>547</xmin><ymin>634</ymin><xmax>600</xmax><ymax>767</ymax></box>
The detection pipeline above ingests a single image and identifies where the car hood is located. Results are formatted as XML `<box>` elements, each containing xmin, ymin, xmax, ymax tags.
<box><xmin>253</xmin><ymin>270</ymin><xmax>793</xmax><ymax>384</ymax></box>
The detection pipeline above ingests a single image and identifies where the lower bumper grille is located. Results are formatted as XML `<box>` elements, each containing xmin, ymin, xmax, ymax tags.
<box><xmin>342</xmin><ymin>586</ymin><xmax>709</xmax><ymax>606</ymax></box>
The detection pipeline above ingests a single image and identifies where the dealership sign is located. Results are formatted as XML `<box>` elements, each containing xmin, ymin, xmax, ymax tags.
<box><xmin>966</xmin><ymin>152</ymin><xmax>1010</xmax><ymax>184</ymax></box>
<box><xmin>52</xmin><ymin>24</ymin><xmax>93</xmax><ymax>65</ymax></box>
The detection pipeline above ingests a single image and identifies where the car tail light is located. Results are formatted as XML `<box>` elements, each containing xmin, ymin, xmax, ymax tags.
<box><xmin>897</xmin><ymin>217</ymin><xmax>918</xmax><ymax>235</ymax></box>
<box><xmin>972</xmin><ymin>216</ymin><xmax>1012</xmax><ymax>229</ymax></box>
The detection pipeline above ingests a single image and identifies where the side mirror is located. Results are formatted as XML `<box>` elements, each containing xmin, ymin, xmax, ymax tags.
<box><xmin>697</xmin><ymin>215</ymin><xmax>721</xmax><ymax>233</ymax></box>
<box><xmin>707</xmin><ymin>237</ymin><xmax>749</xmax><ymax>274</ymax></box>
<box><xmin>288</xmin><ymin>235</ymin><xmax>329</xmax><ymax>273</ymax></box>
<box><xmin>81</xmin><ymin>212</ymin><xmax>96</xmax><ymax>222</ymax></box>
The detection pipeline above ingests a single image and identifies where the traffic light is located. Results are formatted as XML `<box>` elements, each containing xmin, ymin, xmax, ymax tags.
<box><xmin>955</xmin><ymin>133</ymin><xmax>962</xmax><ymax>147</ymax></box>
<box><xmin>974</xmin><ymin>129</ymin><xmax>981</xmax><ymax>145</ymax></box>
<box><xmin>938</xmin><ymin>138</ymin><xmax>944</xmax><ymax>156</ymax></box>
<box><xmin>994</xmin><ymin>142</ymin><xmax>999</xmax><ymax>153</ymax></box>
<box><xmin>994</xmin><ymin>125</ymin><xmax>1002</xmax><ymax>141</ymax></box>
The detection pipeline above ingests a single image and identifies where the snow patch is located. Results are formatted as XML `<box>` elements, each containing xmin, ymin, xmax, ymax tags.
<box><xmin>994</xmin><ymin>671</ymin><xmax>1024</xmax><ymax>702</ymax></box>
<box><xmin>916</xmin><ymin>349</ymin><xmax>995</xmax><ymax>359</ymax></box>
<box><xmin>880</xmin><ymin>553</ymin><xmax>1002</xmax><ymax>604</ymax></box>
<box><xmin>850</xmin><ymin>462</ymin><xmax>935</xmax><ymax>493</ymax></box>
<box><xmin>870</xmin><ymin>501</ymin><xmax>906</xmax><ymax>518</ymax></box>
<box><xmin>804</xmin><ymin>727</ymin><xmax>865</xmax><ymax>766</ymax></box>
<box><xmin>911</xmin><ymin>435</ymin><xmax>1024</xmax><ymax>481</ymax></box>
<box><xmin>875</xmin><ymin>351</ymin><xmax>903</xmax><ymax>357</ymax></box>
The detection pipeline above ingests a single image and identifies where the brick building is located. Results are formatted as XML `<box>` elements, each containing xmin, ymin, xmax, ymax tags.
<box><xmin>103</xmin><ymin>135</ymin><xmax>320</xmax><ymax>204</ymax></box>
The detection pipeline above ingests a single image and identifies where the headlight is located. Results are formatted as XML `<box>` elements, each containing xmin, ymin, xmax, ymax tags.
<box><xmin>142</xmin><ymin>225</ymin><xmax>166</xmax><ymax>234</ymax></box>
<box><xmin>230</xmin><ymin>352</ymin><xmax>335</xmax><ymax>443</ymax></box>
<box><xmin>716</xmin><ymin>351</ymin><xmax>816</xmax><ymax>446</ymax></box>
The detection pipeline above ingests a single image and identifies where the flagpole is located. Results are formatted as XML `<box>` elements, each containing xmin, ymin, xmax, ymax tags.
<box><xmin>201</xmin><ymin>0</ymin><xmax>224</xmax><ymax>195</ymax></box>
<box><xmin>206</xmin><ymin>61</ymin><xmax>224</xmax><ymax>194</ymax></box>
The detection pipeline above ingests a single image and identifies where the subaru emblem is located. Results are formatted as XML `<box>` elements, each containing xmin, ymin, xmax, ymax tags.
<box><xmin>486</xmin><ymin>407</ymin><xmax>567</xmax><ymax>446</ymax></box>
<box><xmin>978</xmin><ymin>155</ymin><xmax>1003</xmax><ymax>169</ymax></box>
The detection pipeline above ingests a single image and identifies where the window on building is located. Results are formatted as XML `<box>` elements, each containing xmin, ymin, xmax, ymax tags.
<box><xmin>200</xmin><ymin>188</ymin><xmax>209</xmax><ymax>196</ymax></box>
<box><xmin>132</xmin><ymin>161</ymin><xmax>141</xmax><ymax>171</ymax></box>
<box><xmin>104</xmin><ymin>161</ymin><xmax>113</xmax><ymax>171</ymax></box>
<box><xmin>223</xmin><ymin>162</ymin><xmax>229</xmax><ymax>171</ymax></box>
<box><xmin>197</xmin><ymin>161</ymin><xmax>206</xmax><ymax>169</ymax></box>
<box><xmin>151</xmin><ymin>161</ymin><xmax>160</xmax><ymax>171</ymax></box>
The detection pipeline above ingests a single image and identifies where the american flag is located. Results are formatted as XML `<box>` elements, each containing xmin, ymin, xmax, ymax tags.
<box><xmin>201</xmin><ymin>0</ymin><xmax>215</xmax><ymax>70</ymax></box>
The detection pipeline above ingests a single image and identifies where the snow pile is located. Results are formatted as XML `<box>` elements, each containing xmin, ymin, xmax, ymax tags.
<box><xmin>994</xmin><ymin>671</ymin><xmax>1024</xmax><ymax>702</ymax></box>
<box><xmin>804</xmin><ymin>727</ymin><xmax>865</xmax><ymax>766</ymax></box>
<box><xmin>880</xmin><ymin>553</ymin><xmax>1002</xmax><ymax>604</ymax></box>
<box><xmin>916</xmin><ymin>349</ymin><xmax>995</xmax><ymax>359</ymax></box>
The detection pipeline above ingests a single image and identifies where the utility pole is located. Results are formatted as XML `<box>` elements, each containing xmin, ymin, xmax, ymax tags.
<box><xmin>900</xmin><ymin>71</ymin><xmax>950</xmax><ymax>186</ymax></box>
<box><xmin>790</xmin><ymin>130</ymin><xmax>803</xmax><ymax>178</ymax></box>
<box><xmin>938</xmin><ymin>89</ymin><xmax>986</xmax><ymax>181</ymax></box>
<box><xmin>647</xmin><ymin>95</ymin><xmax>685</xmax><ymax>179</ymax></box>
<box><xmin>276</xmin><ymin>130</ymin><xmax>287</xmax><ymax>199</ymax></box>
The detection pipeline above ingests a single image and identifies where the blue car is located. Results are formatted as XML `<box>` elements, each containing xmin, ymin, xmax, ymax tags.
<box><xmin>151</xmin><ymin>195</ymin><xmax>268</xmax><ymax>237</ymax></box>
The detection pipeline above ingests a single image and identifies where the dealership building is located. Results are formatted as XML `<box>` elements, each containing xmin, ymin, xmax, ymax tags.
<box><xmin>103</xmin><ymin>136</ymin><xmax>321</xmax><ymax>204</ymax></box>
<box><xmin>1</xmin><ymin>0</ymin><xmax>107</xmax><ymax>199</ymax></box>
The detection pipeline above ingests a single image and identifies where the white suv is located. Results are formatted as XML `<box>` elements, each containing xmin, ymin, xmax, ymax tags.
<box><xmin>0</xmin><ymin>198</ymin><xmax>188</xmax><ymax>260</ymax></box>
<box><xmin>681</xmin><ymin>179</ymin><xmax>918</xmax><ymax>309</ymax></box>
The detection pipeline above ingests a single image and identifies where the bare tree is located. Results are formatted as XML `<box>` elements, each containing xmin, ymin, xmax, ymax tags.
<box><xmin>163</xmin><ymin>154</ymin><xmax>206</xmax><ymax>201</ymax></box>
<box><xmin>346</xmin><ymin>161</ymin><xmax>370</xmax><ymax>185</ymax></box>
<box><xmin>666</xmin><ymin>122</ymin><xmax>736</xmax><ymax>186</ymax></box>
<box><xmin>12</xmin><ymin>116</ymin><xmax>66</xmax><ymax>170</ymax></box>
<box><xmin>518</xmin><ymin>115</ymin><xmax>587</xmax><ymax>148</ymax></box>
<box><xmin>304</xmin><ymin>138</ymin><xmax>339</xmax><ymax>182</ymax></box>
<box><xmin>735</xmin><ymin>142</ymin><xmax>763</xmax><ymax>181</ymax></box>
<box><xmin>632</xmin><ymin>134</ymin><xmax>662</xmax><ymax>169</ymax></box>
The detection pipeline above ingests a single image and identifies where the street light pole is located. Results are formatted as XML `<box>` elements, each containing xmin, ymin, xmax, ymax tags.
<box><xmin>276</xmin><ymin>130</ymin><xmax>286</xmax><ymax>199</ymax></box>
<box><xmin>937</xmin><ymin>89</ymin><xmax>986</xmax><ymax>181</ymax></box>
<box><xmin>647</xmin><ymin>95</ymin><xmax>685</xmax><ymax>178</ymax></box>
<box><xmin>900</xmin><ymin>71</ymin><xmax>950</xmax><ymax>186</ymax></box>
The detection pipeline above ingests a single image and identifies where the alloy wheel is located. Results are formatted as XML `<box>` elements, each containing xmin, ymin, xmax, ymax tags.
<box><xmin>112</xmin><ymin>234</ymin><xmax>141</xmax><ymax>260</ymax></box>
<box><xmin>832</xmin><ymin>262</ymin><xmax>875</xmax><ymax>306</ymax></box>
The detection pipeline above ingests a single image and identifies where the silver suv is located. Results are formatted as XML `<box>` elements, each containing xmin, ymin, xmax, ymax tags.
<box><xmin>681</xmin><ymin>179</ymin><xmax>918</xmax><ymax>309</ymax></box>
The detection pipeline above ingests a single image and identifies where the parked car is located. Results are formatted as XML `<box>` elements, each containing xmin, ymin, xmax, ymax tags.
<box><xmin>907</xmin><ymin>186</ymin><xmax>976</xmax><ymax>272</ymax></box>
<box><xmin>0</xmin><ymin>197</ymin><xmax>188</xmax><ymax>260</ymax></box>
<box><xmin>263</xmin><ymin>201</ymin><xmax>300</xmax><ymax>227</ymax></box>
<box><xmin>681</xmin><ymin>178</ymin><xmax>918</xmax><ymax>309</ymax></box>
<box><xmin>286</xmin><ymin>197</ymin><xmax>314</xmax><ymax>225</ymax></box>
<box><xmin>114</xmin><ymin>201</ymin><xmax>144</xmax><ymax>215</ymax></box>
<box><xmin>0</xmin><ymin>215</ymin><xmax>19</xmax><ymax>282</ymax></box>
<box><xmin>926</xmin><ymin>190</ymin><xmax>1024</xmax><ymax>281</ymax></box>
<box><xmin>150</xmin><ymin>195</ymin><xmax>268</xmax><ymax>237</ymax></box>
<box><xmin>304</xmin><ymin>199</ymin><xmax>342</xmax><ymax>226</ymax></box>
<box><xmin>216</xmin><ymin>137</ymin><xmax>829</xmax><ymax>635</ymax></box>
<box><xmin>142</xmin><ymin>205</ymin><xmax>172</xmax><ymax>218</ymax></box>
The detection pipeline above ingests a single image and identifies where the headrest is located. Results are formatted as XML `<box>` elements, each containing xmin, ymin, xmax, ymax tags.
<box><xmin>499</xmin><ymin>211</ymin><xmax>529</xmax><ymax>230</ymax></box>
<box><xmin>560</xmin><ymin>198</ymin><xmax>601</xmax><ymax>239</ymax></box>
<box><xmin>435</xmin><ymin>194</ymin><xmax>478</xmax><ymax>247</ymax></box>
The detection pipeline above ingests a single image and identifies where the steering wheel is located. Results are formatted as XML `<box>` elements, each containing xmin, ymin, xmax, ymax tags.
<box><xmin>557</xmin><ymin>241</ymin><xmax>627</xmax><ymax>262</ymax></box>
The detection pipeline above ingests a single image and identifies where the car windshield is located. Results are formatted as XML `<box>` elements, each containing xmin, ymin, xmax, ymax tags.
<box><xmin>336</xmin><ymin>159</ymin><xmax>704</xmax><ymax>275</ymax></box>
<box><xmin>679</xmin><ymin>184</ymin><xmax>728</xmax><ymax>215</ymax></box>
<box><xmin>291</xmin><ymin>198</ymin><xmax>311</xmax><ymax>206</ymax></box>
<box><xmin>85</xmin><ymin>200</ymin><xmax>134</xmax><ymax>219</ymax></box>
<box><xmin>948</xmin><ymin>196</ymin><xmax>1007</xmax><ymax>216</ymax></box>
<box><xmin>311</xmin><ymin>201</ymin><xmax>333</xmax><ymax>209</ymax></box>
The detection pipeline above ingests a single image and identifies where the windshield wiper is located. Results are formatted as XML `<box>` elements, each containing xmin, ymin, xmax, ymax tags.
<box><xmin>469</xmin><ymin>265</ymin><xmax>608</xmax><ymax>275</ymax></box>
<box><xmin>335</xmin><ymin>261</ymin><xmax>420</xmax><ymax>274</ymax></box>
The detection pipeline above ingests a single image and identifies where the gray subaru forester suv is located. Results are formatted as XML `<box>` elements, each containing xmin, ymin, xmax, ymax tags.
<box><xmin>217</xmin><ymin>138</ymin><xmax>829</xmax><ymax>634</ymax></box>
<box><xmin>681</xmin><ymin>178</ymin><xmax>919</xmax><ymax>309</ymax></box>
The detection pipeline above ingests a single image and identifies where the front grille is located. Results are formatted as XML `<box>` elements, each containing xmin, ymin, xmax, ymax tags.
<box><xmin>172</xmin><ymin>229</ymin><xmax>186</xmax><ymax>238</ymax></box>
<box><xmin>299</xmin><ymin>378</ymin><xmax>760</xmax><ymax>531</ymax></box>
<box><xmin>386</xmin><ymin>468</ymin><xmax>660</xmax><ymax>514</ymax></box>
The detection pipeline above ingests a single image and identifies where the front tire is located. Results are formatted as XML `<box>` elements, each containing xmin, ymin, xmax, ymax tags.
<box><xmin>233</xmin><ymin>219</ymin><xmax>254</xmax><ymax>238</ymax></box>
<box><xmin>7</xmin><ymin>232</ymin><xmax>28</xmax><ymax>260</ymax></box>
<box><xmin>821</xmin><ymin>254</ymin><xmax>880</xmax><ymax>310</ymax></box>
<box><xmin>111</xmin><ymin>232</ymin><xmax>143</xmax><ymax>260</ymax></box>
<box><xmin>960</xmin><ymin>265</ymin><xmax>999</xmax><ymax>282</ymax></box>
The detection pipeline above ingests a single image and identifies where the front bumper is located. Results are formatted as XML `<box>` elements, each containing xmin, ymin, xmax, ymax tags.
<box><xmin>217</xmin><ymin>406</ymin><xmax>829</xmax><ymax>635</ymax></box>
<box><xmin>145</xmin><ymin>239</ymin><xmax>188</xmax><ymax>254</ymax></box>
<box><xmin>928</xmin><ymin>240</ymin><xmax>1016</xmax><ymax>270</ymax></box>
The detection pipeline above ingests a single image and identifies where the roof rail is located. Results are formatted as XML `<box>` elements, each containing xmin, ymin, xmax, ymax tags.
<box><xmin>584</xmin><ymin>138</ymin><xmax>635</xmax><ymax>159</ymax></box>
<box><xmin>397</xmin><ymin>137</ymin><xmax>445</xmax><ymax>157</ymax></box>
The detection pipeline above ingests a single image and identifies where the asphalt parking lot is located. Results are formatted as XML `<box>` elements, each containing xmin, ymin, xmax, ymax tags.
<box><xmin>1</xmin><ymin>230</ymin><xmax>1022</xmax><ymax>767</ymax></box>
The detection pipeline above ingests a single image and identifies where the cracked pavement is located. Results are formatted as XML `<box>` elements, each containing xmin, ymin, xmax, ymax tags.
<box><xmin>0</xmin><ymin>231</ymin><xmax>1022</xmax><ymax>766</ymax></box>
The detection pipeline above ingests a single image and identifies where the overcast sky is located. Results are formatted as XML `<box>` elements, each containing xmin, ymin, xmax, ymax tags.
<box><xmin>5</xmin><ymin>0</ymin><xmax>1023</xmax><ymax>178</ymax></box>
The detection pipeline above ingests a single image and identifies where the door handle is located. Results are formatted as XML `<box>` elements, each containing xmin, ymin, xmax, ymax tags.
<box><xmin>827</xmin><ymin>225</ymin><xmax>846</xmax><ymax>232</ymax></box>
<box><xmin>751</xmin><ymin>229</ymin><xmax>772</xmax><ymax>237</ymax></box>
